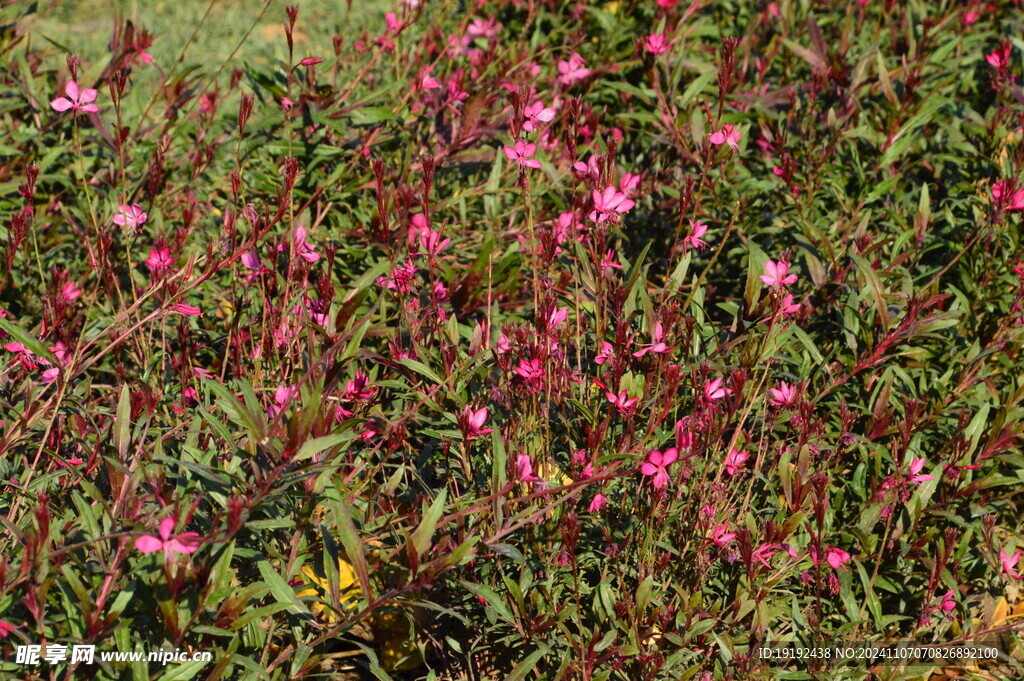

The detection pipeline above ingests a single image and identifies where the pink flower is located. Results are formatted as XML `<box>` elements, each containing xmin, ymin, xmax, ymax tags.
<box><xmin>657</xmin><ymin>0</ymin><xmax>678</xmax><ymax>6</ymax></box>
<box><xmin>709</xmin><ymin>124</ymin><xmax>741</xmax><ymax>150</ymax></box>
<box><xmin>588</xmin><ymin>493</ymin><xmax>607</xmax><ymax>513</ymax></box>
<box><xmin>240</xmin><ymin>250</ymin><xmax>268</xmax><ymax>281</ymax></box>
<box><xmin>61</xmin><ymin>281</ymin><xmax>82</xmax><ymax>301</ymax></box>
<box><xmin>644</xmin><ymin>34</ymin><xmax>670</xmax><ymax>55</ymax></box>
<box><xmin>594</xmin><ymin>341</ymin><xmax>614</xmax><ymax>365</ymax></box>
<box><xmin>768</xmin><ymin>381</ymin><xmax>796</xmax><ymax>407</ymax></box>
<box><xmin>461</xmin><ymin>406</ymin><xmax>492</xmax><ymax>438</ymax></box>
<box><xmin>516</xmin><ymin>454</ymin><xmax>541</xmax><ymax>483</ymax></box>
<box><xmin>504</xmin><ymin>140</ymin><xmax>542</xmax><ymax>169</ymax></box>
<box><xmin>113</xmin><ymin>203</ymin><xmax>148</xmax><ymax>230</ymax></box>
<box><xmin>826</xmin><ymin>547</ymin><xmax>851</xmax><ymax>570</ymax></box>
<box><xmin>589</xmin><ymin>186</ymin><xmax>635</xmax><ymax>223</ymax></box>
<box><xmin>938</xmin><ymin>589</ymin><xmax>956</xmax><ymax>612</ymax></box>
<box><xmin>780</xmin><ymin>294</ymin><xmax>801</xmax><ymax>316</ymax></box>
<box><xmin>523</xmin><ymin>101</ymin><xmax>556</xmax><ymax>132</ymax></box>
<box><xmin>548</xmin><ymin>306</ymin><xmax>568</xmax><ymax>327</ymax></box>
<box><xmin>50</xmin><ymin>80</ymin><xmax>99</xmax><ymax>114</ymax></box>
<box><xmin>606</xmin><ymin>390</ymin><xmax>638</xmax><ymax>414</ymax></box>
<box><xmin>711</xmin><ymin>524</ymin><xmax>736</xmax><ymax>547</ymax></box>
<box><xmin>495</xmin><ymin>334</ymin><xmax>512</xmax><ymax>354</ymax></box>
<box><xmin>908</xmin><ymin>458</ymin><xmax>935</xmax><ymax>484</ymax></box>
<box><xmin>704</xmin><ymin>377</ymin><xmax>732</xmax><ymax>401</ymax></box>
<box><xmin>963</xmin><ymin>10</ymin><xmax>981</xmax><ymax>25</ymax></box>
<box><xmin>268</xmin><ymin>384</ymin><xmax>297</xmax><ymax>418</ymax></box>
<box><xmin>419</xmin><ymin>228</ymin><xmax>451</xmax><ymax>255</ymax></box>
<box><xmin>724</xmin><ymin>448</ymin><xmax>748</xmax><ymax>476</ymax></box>
<box><xmin>557</xmin><ymin>53</ymin><xmax>591</xmax><ymax>85</ymax></box>
<box><xmin>684</xmin><ymin>220</ymin><xmax>709</xmax><ymax>250</ymax></box>
<box><xmin>760</xmin><ymin>259</ymin><xmax>798</xmax><ymax>287</ymax></box>
<box><xmin>1000</xmin><ymin>549</ymin><xmax>1022</xmax><ymax>580</ymax></box>
<box><xmin>145</xmin><ymin>247</ymin><xmax>172</xmax><ymax>273</ymax></box>
<box><xmin>169</xmin><ymin>303</ymin><xmax>202</xmax><ymax>316</ymax></box>
<box><xmin>135</xmin><ymin>517</ymin><xmax>202</xmax><ymax>558</ymax></box>
<box><xmin>300</xmin><ymin>56</ymin><xmax>325</xmax><ymax>66</ymax></box>
<box><xmin>0</xmin><ymin>620</ymin><xmax>19</xmax><ymax>638</ymax></box>
<box><xmin>992</xmin><ymin>180</ymin><xmax>1024</xmax><ymax>212</ymax></box>
<box><xmin>641</xmin><ymin>448</ymin><xmax>678</xmax><ymax>489</ymax></box>
<box><xmin>633</xmin><ymin>322</ymin><xmax>669</xmax><ymax>357</ymax></box>
<box><xmin>467</xmin><ymin>17</ymin><xmax>501</xmax><ymax>39</ymax></box>
<box><xmin>620</xmin><ymin>173</ymin><xmax>641</xmax><ymax>196</ymax></box>
<box><xmin>515</xmin><ymin>358</ymin><xmax>545</xmax><ymax>380</ymax></box>
<box><xmin>294</xmin><ymin>226</ymin><xmax>320</xmax><ymax>263</ymax></box>
<box><xmin>280</xmin><ymin>97</ymin><xmax>295</xmax><ymax>111</ymax></box>
<box><xmin>753</xmin><ymin>543</ymin><xmax>778</xmax><ymax>568</ymax></box>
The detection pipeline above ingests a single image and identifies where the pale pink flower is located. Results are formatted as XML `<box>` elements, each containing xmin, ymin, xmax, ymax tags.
<box><xmin>557</xmin><ymin>53</ymin><xmax>591</xmax><ymax>85</ymax></box>
<box><xmin>1000</xmin><ymin>549</ymin><xmax>1022</xmax><ymax>580</ymax></box>
<box><xmin>467</xmin><ymin>17</ymin><xmax>501</xmax><ymax>39</ymax></box>
<box><xmin>113</xmin><ymin>203</ymin><xmax>148</xmax><ymax>230</ymax></box>
<box><xmin>523</xmin><ymin>101</ymin><xmax>556</xmax><ymax>132</ymax></box>
<box><xmin>724</xmin><ymin>448</ymin><xmax>748</xmax><ymax>476</ymax></box>
<box><xmin>504</xmin><ymin>140</ymin><xmax>542</xmax><ymax>169</ymax></box>
<box><xmin>294</xmin><ymin>226</ymin><xmax>320</xmax><ymax>263</ymax></box>
<box><xmin>589</xmin><ymin>186</ymin><xmax>635</xmax><ymax>223</ymax></box>
<box><xmin>641</xmin><ymin>448</ymin><xmax>678</xmax><ymax>489</ymax></box>
<box><xmin>644</xmin><ymin>34</ymin><xmax>670</xmax><ymax>55</ymax></box>
<box><xmin>760</xmin><ymin>259</ymin><xmax>798</xmax><ymax>287</ymax></box>
<box><xmin>768</xmin><ymin>381</ymin><xmax>797</xmax><ymax>407</ymax></box>
<box><xmin>135</xmin><ymin>517</ymin><xmax>202</xmax><ymax>558</ymax></box>
<box><xmin>684</xmin><ymin>220</ymin><xmax>709</xmax><ymax>250</ymax></box>
<box><xmin>50</xmin><ymin>80</ymin><xmax>99</xmax><ymax>114</ymax></box>
<box><xmin>709</xmin><ymin>124</ymin><xmax>741</xmax><ymax>150</ymax></box>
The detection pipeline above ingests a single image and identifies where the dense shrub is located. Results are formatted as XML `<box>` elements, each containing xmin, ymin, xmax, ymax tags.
<box><xmin>1</xmin><ymin>0</ymin><xmax>1024</xmax><ymax>679</ymax></box>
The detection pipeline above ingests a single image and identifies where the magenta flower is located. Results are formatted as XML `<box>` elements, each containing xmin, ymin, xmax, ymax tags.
<box><xmin>135</xmin><ymin>517</ymin><xmax>202</xmax><ymax>558</ymax></box>
<box><xmin>588</xmin><ymin>493</ymin><xmax>607</xmax><ymax>513</ymax></box>
<box><xmin>641</xmin><ymin>448</ymin><xmax>678</xmax><ymax>489</ymax></box>
<box><xmin>557</xmin><ymin>53</ymin><xmax>591</xmax><ymax>85</ymax></box>
<box><xmin>268</xmin><ymin>384</ymin><xmax>297</xmax><ymax>418</ymax></box>
<box><xmin>1000</xmin><ymin>549</ymin><xmax>1022</xmax><ymax>580</ymax></box>
<box><xmin>523</xmin><ymin>101</ymin><xmax>556</xmax><ymax>132</ymax></box>
<box><xmin>992</xmin><ymin>180</ymin><xmax>1024</xmax><ymax>212</ymax></box>
<box><xmin>461</xmin><ymin>406</ymin><xmax>492</xmax><ymax>438</ymax></box>
<box><xmin>594</xmin><ymin>341</ymin><xmax>614</xmax><ymax>365</ymax></box>
<box><xmin>724</xmin><ymin>448</ymin><xmax>748</xmax><ymax>476</ymax></box>
<box><xmin>516</xmin><ymin>454</ymin><xmax>541</xmax><ymax>483</ymax></box>
<box><xmin>145</xmin><ymin>247</ymin><xmax>172</xmax><ymax>273</ymax></box>
<box><xmin>0</xmin><ymin>620</ymin><xmax>18</xmax><ymax>638</ymax></box>
<box><xmin>419</xmin><ymin>228</ymin><xmax>451</xmax><ymax>255</ymax></box>
<box><xmin>907</xmin><ymin>458</ymin><xmax>935</xmax><ymax>484</ymax></box>
<box><xmin>704</xmin><ymin>377</ymin><xmax>732</xmax><ymax>401</ymax></box>
<box><xmin>825</xmin><ymin>547</ymin><xmax>851</xmax><ymax>570</ymax></box>
<box><xmin>50</xmin><ymin>80</ymin><xmax>99</xmax><ymax>114</ymax></box>
<box><xmin>589</xmin><ymin>186</ymin><xmax>635</xmax><ymax>223</ymax></box>
<box><xmin>760</xmin><ymin>259</ymin><xmax>798</xmax><ymax>287</ymax></box>
<box><xmin>113</xmin><ymin>204</ymin><xmax>148</xmax><ymax>230</ymax></box>
<box><xmin>986</xmin><ymin>44</ymin><xmax>1011</xmax><ymax>70</ymax></box>
<box><xmin>467</xmin><ymin>17</ymin><xmax>501</xmax><ymax>39</ymax></box>
<box><xmin>240</xmin><ymin>250</ymin><xmax>268</xmax><ymax>281</ymax></box>
<box><xmin>711</xmin><ymin>524</ymin><xmax>736</xmax><ymax>547</ymax></box>
<box><xmin>684</xmin><ymin>220</ymin><xmax>709</xmax><ymax>250</ymax></box>
<box><xmin>709</xmin><ymin>124</ymin><xmax>741</xmax><ymax>150</ymax></box>
<box><xmin>752</xmin><ymin>543</ymin><xmax>779</xmax><ymax>568</ymax></box>
<box><xmin>768</xmin><ymin>381</ymin><xmax>797</xmax><ymax>407</ymax></box>
<box><xmin>169</xmin><ymin>303</ymin><xmax>202</xmax><ymax>316</ymax></box>
<box><xmin>504</xmin><ymin>140</ymin><xmax>542</xmax><ymax>169</ymax></box>
<box><xmin>644</xmin><ymin>34</ymin><xmax>670</xmax><ymax>55</ymax></box>
<box><xmin>938</xmin><ymin>589</ymin><xmax>956</xmax><ymax>612</ymax></box>
<box><xmin>780</xmin><ymin>293</ymin><xmax>801</xmax><ymax>316</ymax></box>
